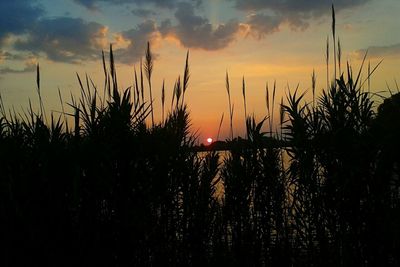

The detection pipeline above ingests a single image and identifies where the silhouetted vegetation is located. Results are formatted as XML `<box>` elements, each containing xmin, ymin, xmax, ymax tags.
<box><xmin>1</xmin><ymin>8</ymin><xmax>400</xmax><ymax>266</ymax></box>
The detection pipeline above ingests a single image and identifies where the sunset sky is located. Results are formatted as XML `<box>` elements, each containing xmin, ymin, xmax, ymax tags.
<box><xmin>1</xmin><ymin>0</ymin><xmax>400</xmax><ymax>142</ymax></box>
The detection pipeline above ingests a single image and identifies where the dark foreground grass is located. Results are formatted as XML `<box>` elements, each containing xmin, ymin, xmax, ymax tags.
<box><xmin>1</xmin><ymin>13</ymin><xmax>400</xmax><ymax>267</ymax></box>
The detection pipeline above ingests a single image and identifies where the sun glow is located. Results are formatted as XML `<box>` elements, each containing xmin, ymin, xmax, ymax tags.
<box><xmin>207</xmin><ymin>137</ymin><xmax>213</xmax><ymax>144</ymax></box>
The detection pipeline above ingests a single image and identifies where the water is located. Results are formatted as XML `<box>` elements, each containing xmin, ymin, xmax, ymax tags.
<box><xmin>197</xmin><ymin>149</ymin><xmax>291</xmax><ymax>200</ymax></box>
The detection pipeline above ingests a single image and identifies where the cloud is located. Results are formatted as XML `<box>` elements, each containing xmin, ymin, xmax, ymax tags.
<box><xmin>0</xmin><ymin>1</ymin><xmax>108</xmax><ymax>64</ymax></box>
<box><xmin>113</xmin><ymin>1</ymin><xmax>240</xmax><ymax>63</ymax></box>
<box><xmin>356</xmin><ymin>43</ymin><xmax>400</xmax><ymax>59</ymax></box>
<box><xmin>0</xmin><ymin>0</ymin><xmax>44</xmax><ymax>43</ymax></box>
<box><xmin>73</xmin><ymin>0</ymin><xmax>134</xmax><ymax>10</ymax></box>
<box><xmin>0</xmin><ymin>51</ymin><xmax>7</xmax><ymax>62</ymax></box>
<box><xmin>73</xmin><ymin>0</ymin><xmax>201</xmax><ymax>10</ymax></box>
<box><xmin>127</xmin><ymin>0</ymin><xmax>180</xmax><ymax>8</ymax></box>
<box><xmin>116</xmin><ymin>1</ymin><xmax>240</xmax><ymax>62</ymax></box>
<box><xmin>245</xmin><ymin>13</ymin><xmax>281</xmax><ymax>39</ymax></box>
<box><xmin>14</xmin><ymin>17</ymin><xmax>108</xmax><ymax>63</ymax></box>
<box><xmin>131</xmin><ymin>8</ymin><xmax>158</xmax><ymax>18</ymax></box>
<box><xmin>160</xmin><ymin>2</ymin><xmax>241</xmax><ymax>50</ymax></box>
<box><xmin>0</xmin><ymin>51</ymin><xmax>28</xmax><ymax>64</ymax></box>
<box><xmin>115</xmin><ymin>20</ymin><xmax>160</xmax><ymax>64</ymax></box>
<box><xmin>232</xmin><ymin>0</ymin><xmax>371</xmax><ymax>35</ymax></box>
<box><xmin>233</xmin><ymin>0</ymin><xmax>371</xmax><ymax>13</ymax></box>
<box><xmin>1</xmin><ymin>51</ymin><xmax>17</xmax><ymax>62</ymax></box>
<box><xmin>0</xmin><ymin>60</ymin><xmax>36</xmax><ymax>75</ymax></box>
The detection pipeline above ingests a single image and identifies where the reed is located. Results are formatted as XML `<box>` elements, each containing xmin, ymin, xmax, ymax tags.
<box><xmin>242</xmin><ymin>76</ymin><xmax>247</xmax><ymax>121</ymax></box>
<box><xmin>161</xmin><ymin>79</ymin><xmax>165</xmax><ymax>123</ymax></box>
<box><xmin>144</xmin><ymin>42</ymin><xmax>154</xmax><ymax>127</ymax></box>
<box><xmin>225</xmin><ymin>71</ymin><xmax>234</xmax><ymax>140</ymax></box>
<box><xmin>216</xmin><ymin>112</ymin><xmax>224</xmax><ymax>141</ymax></box>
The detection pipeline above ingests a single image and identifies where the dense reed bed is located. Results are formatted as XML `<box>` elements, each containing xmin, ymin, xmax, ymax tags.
<box><xmin>1</xmin><ymin>8</ymin><xmax>400</xmax><ymax>266</ymax></box>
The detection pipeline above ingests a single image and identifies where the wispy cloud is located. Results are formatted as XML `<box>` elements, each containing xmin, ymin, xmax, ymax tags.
<box><xmin>0</xmin><ymin>59</ymin><xmax>36</xmax><ymax>74</ymax></box>
<box><xmin>0</xmin><ymin>51</ymin><xmax>27</xmax><ymax>62</ymax></box>
<box><xmin>356</xmin><ymin>43</ymin><xmax>400</xmax><ymax>59</ymax></box>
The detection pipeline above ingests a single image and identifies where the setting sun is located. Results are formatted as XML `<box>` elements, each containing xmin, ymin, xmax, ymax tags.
<box><xmin>207</xmin><ymin>137</ymin><xmax>213</xmax><ymax>144</ymax></box>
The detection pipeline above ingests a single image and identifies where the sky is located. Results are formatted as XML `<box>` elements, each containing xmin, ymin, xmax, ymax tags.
<box><xmin>1</xmin><ymin>0</ymin><xmax>400</xmax><ymax>142</ymax></box>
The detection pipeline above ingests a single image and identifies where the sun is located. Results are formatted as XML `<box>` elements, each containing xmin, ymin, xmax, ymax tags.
<box><xmin>207</xmin><ymin>137</ymin><xmax>213</xmax><ymax>144</ymax></box>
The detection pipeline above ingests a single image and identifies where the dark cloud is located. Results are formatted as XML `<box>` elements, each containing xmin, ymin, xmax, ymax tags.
<box><xmin>116</xmin><ymin>20</ymin><xmax>159</xmax><ymax>64</ymax></box>
<box><xmin>73</xmin><ymin>0</ymin><xmax>134</xmax><ymax>10</ymax></box>
<box><xmin>117</xmin><ymin>1</ymin><xmax>237</xmax><ymax>62</ymax></box>
<box><xmin>0</xmin><ymin>0</ymin><xmax>44</xmax><ymax>43</ymax></box>
<box><xmin>131</xmin><ymin>8</ymin><xmax>158</xmax><ymax>18</ymax></box>
<box><xmin>0</xmin><ymin>1</ymin><xmax>107</xmax><ymax>64</ymax></box>
<box><xmin>160</xmin><ymin>2</ymin><xmax>240</xmax><ymax>50</ymax></box>
<box><xmin>127</xmin><ymin>0</ymin><xmax>179</xmax><ymax>8</ymax></box>
<box><xmin>356</xmin><ymin>43</ymin><xmax>400</xmax><ymax>59</ymax></box>
<box><xmin>73</xmin><ymin>0</ymin><xmax>201</xmax><ymax>10</ymax></box>
<box><xmin>246</xmin><ymin>13</ymin><xmax>281</xmax><ymax>39</ymax></box>
<box><xmin>234</xmin><ymin>0</ymin><xmax>371</xmax><ymax>35</ymax></box>
<box><xmin>14</xmin><ymin>17</ymin><xmax>107</xmax><ymax>63</ymax></box>
<box><xmin>233</xmin><ymin>0</ymin><xmax>371</xmax><ymax>13</ymax></box>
